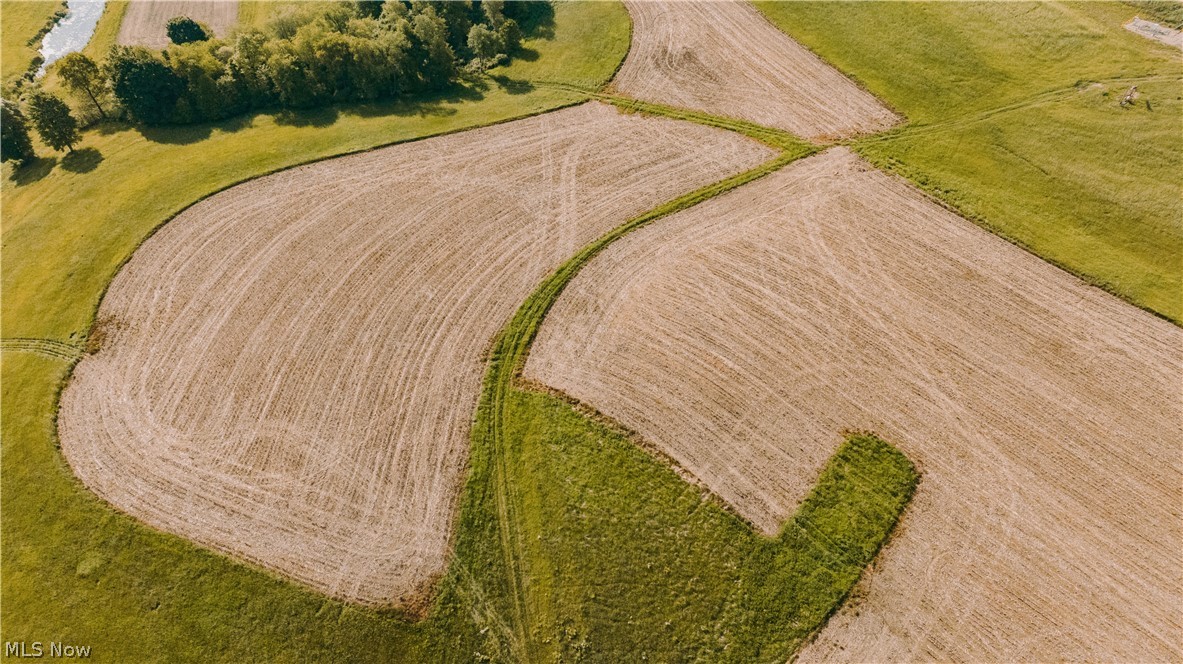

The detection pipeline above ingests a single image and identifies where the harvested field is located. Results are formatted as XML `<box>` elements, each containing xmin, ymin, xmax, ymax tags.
<box><xmin>611</xmin><ymin>0</ymin><xmax>899</xmax><ymax>141</ymax></box>
<box><xmin>526</xmin><ymin>147</ymin><xmax>1183</xmax><ymax>661</ymax></box>
<box><xmin>57</xmin><ymin>102</ymin><xmax>773</xmax><ymax>607</ymax></box>
<box><xmin>116</xmin><ymin>0</ymin><xmax>238</xmax><ymax>48</ymax></box>
<box><xmin>1125</xmin><ymin>16</ymin><xmax>1183</xmax><ymax>49</ymax></box>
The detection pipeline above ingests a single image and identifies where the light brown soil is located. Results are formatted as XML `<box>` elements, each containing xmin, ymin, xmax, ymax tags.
<box><xmin>525</xmin><ymin>147</ymin><xmax>1183</xmax><ymax>661</ymax></box>
<box><xmin>610</xmin><ymin>0</ymin><xmax>900</xmax><ymax>141</ymax></box>
<box><xmin>1125</xmin><ymin>17</ymin><xmax>1183</xmax><ymax>49</ymax></box>
<box><xmin>57</xmin><ymin>102</ymin><xmax>773</xmax><ymax>607</ymax></box>
<box><xmin>116</xmin><ymin>0</ymin><xmax>238</xmax><ymax>49</ymax></box>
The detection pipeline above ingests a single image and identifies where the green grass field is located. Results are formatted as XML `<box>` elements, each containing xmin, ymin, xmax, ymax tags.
<box><xmin>1</xmin><ymin>2</ymin><xmax>919</xmax><ymax>660</ymax></box>
<box><xmin>0</xmin><ymin>0</ymin><xmax>62</xmax><ymax>86</ymax></box>
<box><xmin>757</xmin><ymin>1</ymin><xmax>1183</xmax><ymax>322</ymax></box>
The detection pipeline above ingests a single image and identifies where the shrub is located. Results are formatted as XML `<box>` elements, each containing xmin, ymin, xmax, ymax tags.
<box><xmin>166</xmin><ymin>16</ymin><xmax>211</xmax><ymax>45</ymax></box>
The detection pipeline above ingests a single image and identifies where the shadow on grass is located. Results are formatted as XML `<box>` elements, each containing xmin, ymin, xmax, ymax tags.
<box><xmin>8</xmin><ymin>156</ymin><xmax>58</xmax><ymax>186</ymax></box>
<box><xmin>274</xmin><ymin>106</ymin><xmax>340</xmax><ymax>128</ymax></box>
<box><xmin>517</xmin><ymin>2</ymin><xmax>555</xmax><ymax>39</ymax></box>
<box><xmin>510</xmin><ymin>47</ymin><xmax>540</xmax><ymax>63</ymax></box>
<box><xmin>60</xmin><ymin>147</ymin><xmax>103</xmax><ymax>174</ymax></box>
<box><xmin>120</xmin><ymin>82</ymin><xmax>492</xmax><ymax>145</ymax></box>
<box><xmin>489</xmin><ymin>75</ymin><xmax>535</xmax><ymax>95</ymax></box>
<box><xmin>345</xmin><ymin>83</ymin><xmax>485</xmax><ymax>120</ymax></box>
<box><xmin>136</xmin><ymin>123</ymin><xmax>214</xmax><ymax>145</ymax></box>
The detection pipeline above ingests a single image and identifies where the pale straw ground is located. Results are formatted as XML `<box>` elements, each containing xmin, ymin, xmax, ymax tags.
<box><xmin>116</xmin><ymin>0</ymin><xmax>239</xmax><ymax>49</ymax></box>
<box><xmin>57</xmin><ymin>102</ymin><xmax>772</xmax><ymax>607</ymax></box>
<box><xmin>611</xmin><ymin>0</ymin><xmax>900</xmax><ymax>141</ymax></box>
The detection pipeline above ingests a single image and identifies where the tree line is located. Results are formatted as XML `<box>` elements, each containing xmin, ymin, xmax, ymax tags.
<box><xmin>2</xmin><ymin>0</ymin><xmax>544</xmax><ymax>165</ymax></box>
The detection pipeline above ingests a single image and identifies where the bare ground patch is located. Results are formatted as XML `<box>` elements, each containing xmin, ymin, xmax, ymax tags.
<box><xmin>116</xmin><ymin>1</ymin><xmax>238</xmax><ymax>49</ymax></box>
<box><xmin>57</xmin><ymin>102</ymin><xmax>773</xmax><ymax>608</ymax></box>
<box><xmin>610</xmin><ymin>0</ymin><xmax>900</xmax><ymax>141</ymax></box>
<box><xmin>1125</xmin><ymin>16</ymin><xmax>1183</xmax><ymax>49</ymax></box>
<box><xmin>525</xmin><ymin>147</ymin><xmax>1182</xmax><ymax>661</ymax></box>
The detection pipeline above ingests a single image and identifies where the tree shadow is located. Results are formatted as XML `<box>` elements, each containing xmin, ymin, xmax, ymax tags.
<box><xmin>92</xmin><ymin>118</ymin><xmax>132</xmax><ymax>136</ymax></box>
<box><xmin>517</xmin><ymin>2</ymin><xmax>556</xmax><ymax>39</ymax></box>
<box><xmin>7</xmin><ymin>156</ymin><xmax>58</xmax><ymax>186</ymax></box>
<box><xmin>345</xmin><ymin>83</ymin><xmax>485</xmax><ymax>120</ymax></box>
<box><xmin>489</xmin><ymin>75</ymin><xmax>535</xmax><ymax>95</ymax></box>
<box><xmin>93</xmin><ymin>78</ymin><xmax>493</xmax><ymax>144</ymax></box>
<box><xmin>136</xmin><ymin>123</ymin><xmax>214</xmax><ymax>145</ymax></box>
<box><xmin>511</xmin><ymin>47</ymin><xmax>540</xmax><ymax>63</ymax></box>
<box><xmin>457</xmin><ymin>69</ymin><xmax>492</xmax><ymax>93</ymax></box>
<box><xmin>60</xmin><ymin>147</ymin><xmax>104</xmax><ymax>173</ymax></box>
<box><xmin>273</xmin><ymin>106</ymin><xmax>340</xmax><ymax>127</ymax></box>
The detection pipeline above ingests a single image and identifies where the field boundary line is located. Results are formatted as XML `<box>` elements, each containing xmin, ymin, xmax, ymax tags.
<box><xmin>533</xmin><ymin>80</ymin><xmax>810</xmax><ymax>149</ymax></box>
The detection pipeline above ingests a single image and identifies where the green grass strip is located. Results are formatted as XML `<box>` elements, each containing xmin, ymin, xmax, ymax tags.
<box><xmin>720</xmin><ymin>432</ymin><xmax>917</xmax><ymax>660</ymax></box>
<box><xmin>535</xmin><ymin>81</ymin><xmax>808</xmax><ymax>150</ymax></box>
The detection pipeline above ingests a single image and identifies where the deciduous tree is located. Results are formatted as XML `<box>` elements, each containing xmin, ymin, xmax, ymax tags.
<box><xmin>166</xmin><ymin>16</ymin><xmax>210</xmax><ymax>45</ymax></box>
<box><xmin>466</xmin><ymin>24</ymin><xmax>502</xmax><ymax>71</ymax></box>
<box><xmin>105</xmin><ymin>46</ymin><xmax>186</xmax><ymax>125</ymax></box>
<box><xmin>499</xmin><ymin>18</ymin><xmax>522</xmax><ymax>53</ymax></box>
<box><xmin>55</xmin><ymin>52</ymin><xmax>107</xmax><ymax>117</ymax></box>
<box><xmin>26</xmin><ymin>90</ymin><xmax>80</xmax><ymax>153</ymax></box>
<box><xmin>410</xmin><ymin>7</ymin><xmax>456</xmax><ymax>89</ymax></box>
<box><xmin>0</xmin><ymin>99</ymin><xmax>36</xmax><ymax>163</ymax></box>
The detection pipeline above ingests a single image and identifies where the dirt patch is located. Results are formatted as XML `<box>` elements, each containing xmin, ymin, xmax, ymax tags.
<box><xmin>525</xmin><ymin>147</ymin><xmax>1182</xmax><ymax>661</ymax></box>
<box><xmin>56</xmin><ymin>102</ymin><xmax>772</xmax><ymax>608</ymax></box>
<box><xmin>1125</xmin><ymin>17</ymin><xmax>1183</xmax><ymax>49</ymax></box>
<box><xmin>610</xmin><ymin>1</ymin><xmax>900</xmax><ymax>141</ymax></box>
<box><xmin>116</xmin><ymin>1</ymin><xmax>238</xmax><ymax>49</ymax></box>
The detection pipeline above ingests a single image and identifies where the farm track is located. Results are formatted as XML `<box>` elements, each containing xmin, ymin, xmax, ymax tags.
<box><xmin>56</xmin><ymin>102</ymin><xmax>773</xmax><ymax>609</ymax></box>
<box><xmin>526</xmin><ymin>147</ymin><xmax>1183</xmax><ymax>662</ymax></box>
<box><xmin>611</xmin><ymin>0</ymin><xmax>899</xmax><ymax>140</ymax></box>
<box><xmin>117</xmin><ymin>0</ymin><xmax>238</xmax><ymax>49</ymax></box>
<box><xmin>0</xmin><ymin>338</ymin><xmax>83</xmax><ymax>361</ymax></box>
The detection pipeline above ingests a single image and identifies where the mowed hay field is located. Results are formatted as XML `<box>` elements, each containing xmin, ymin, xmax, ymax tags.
<box><xmin>526</xmin><ymin>147</ymin><xmax>1182</xmax><ymax>661</ymax></box>
<box><xmin>58</xmin><ymin>102</ymin><xmax>772</xmax><ymax>608</ymax></box>
<box><xmin>611</xmin><ymin>0</ymin><xmax>898</xmax><ymax>140</ymax></box>
<box><xmin>117</xmin><ymin>0</ymin><xmax>237</xmax><ymax>48</ymax></box>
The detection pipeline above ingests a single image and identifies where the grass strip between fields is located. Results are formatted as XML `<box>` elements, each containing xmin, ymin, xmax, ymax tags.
<box><xmin>538</xmin><ymin>81</ymin><xmax>807</xmax><ymax>150</ymax></box>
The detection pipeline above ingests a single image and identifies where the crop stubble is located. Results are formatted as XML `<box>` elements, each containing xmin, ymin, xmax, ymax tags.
<box><xmin>116</xmin><ymin>1</ymin><xmax>239</xmax><ymax>49</ymax></box>
<box><xmin>611</xmin><ymin>0</ymin><xmax>899</xmax><ymax>141</ymax></box>
<box><xmin>525</xmin><ymin>147</ymin><xmax>1182</xmax><ymax>662</ymax></box>
<box><xmin>57</xmin><ymin>102</ymin><xmax>773</xmax><ymax>607</ymax></box>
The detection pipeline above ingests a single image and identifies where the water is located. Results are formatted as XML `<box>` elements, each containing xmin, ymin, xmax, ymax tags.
<box><xmin>37</xmin><ymin>0</ymin><xmax>106</xmax><ymax>77</ymax></box>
